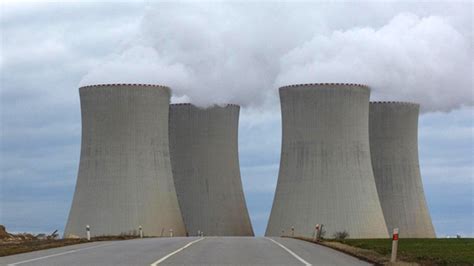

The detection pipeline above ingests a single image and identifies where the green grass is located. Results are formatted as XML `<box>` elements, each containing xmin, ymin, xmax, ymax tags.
<box><xmin>331</xmin><ymin>238</ymin><xmax>474</xmax><ymax>265</ymax></box>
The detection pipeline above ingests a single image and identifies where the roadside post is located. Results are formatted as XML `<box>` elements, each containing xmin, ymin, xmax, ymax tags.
<box><xmin>313</xmin><ymin>224</ymin><xmax>320</xmax><ymax>242</ymax></box>
<box><xmin>86</xmin><ymin>225</ymin><xmax>91</xmax><ymax>241</ymax></box>
<box><xmin>390</xmin><ymin>228</ymin><xmax>399</xmax><ymax>263</ymax></box>
<box><xmin>291</xmin><ymin>226</ymin><xmax>295</xmax><ymax>237</ymax></box>
<box><xmin>169</xmin><ymin>229</ymin><xmax>174</xmax><ymax>237</ymax></box>
<box><xmin>139</xmin><ymin>225</ymin><xmax>143</xmax><ymax>238</ymax></box>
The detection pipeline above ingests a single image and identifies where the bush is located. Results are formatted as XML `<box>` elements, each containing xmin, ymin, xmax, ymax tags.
<box><xmin>333</xmin><ymin>230</ymin><xmax>349</xmax><ymax>240</ymax></box>
<box><xmin>319</xmin><ymin>228</ymin><xmax>326</xmax><ymax>239</ymax></box>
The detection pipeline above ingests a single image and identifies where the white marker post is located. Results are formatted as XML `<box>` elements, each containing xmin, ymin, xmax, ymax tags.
<box><xmin>197</xmin><ymin>230</ymin><xmax>201</xmax><ymax>237</ymax></box>
<box><xmin>291</xmin><ymin>226</ymin><xmax>295</xmax><ymax>237</ymax></box>
<box><xmin>313</xmin><ymin>224</ymin><xmax>320</xmax><ymax>242</ymax></box>
<box><xmin>391</xmin><ymin>228</ymin><xmax>399</xmax><ymax>263</ymax></box>
<box><xmin>169</xmin><ymin>229</ymin><xmax>173</xmax><ymax>237</ymax></box>
<box><xmin>139</xmin><ymin>225</ymin><xmax>143</xmax><ymax>238</ymax></box>
<box><xmin>86</xmin><ymin>225</ymin><xmax>91</xmax><ymax>241</ymax></box>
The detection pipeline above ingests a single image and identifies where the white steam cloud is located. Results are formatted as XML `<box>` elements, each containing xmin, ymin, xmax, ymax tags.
<box><xmin>277</xmin><ymin>13</ymin><xmax>472</xmax><ymax>112</ymax></box>
<box><xmin>80</xmin><ymin>3</ymin><xmax>472</xmax><ymax>112</ymax></box>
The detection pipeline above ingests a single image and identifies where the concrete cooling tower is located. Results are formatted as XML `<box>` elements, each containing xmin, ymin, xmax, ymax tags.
<box><xmin>266</xmin><ymin>83</ymin><xmax>389</xmax><ymax>239</ymax></box>
<box><xmin>370</xmin><ymin>102</ymin><xmax>436</xmax><ymax>238</ymax></box>
<box><xmin>169</xmin><ymin>104</ymin><xmax>254</xmax><ymax>236</ymax></box>
<box><xmin>65</xmin><ymin>84</ymin><xmax>185</xmax><ymax>238</ymax></box>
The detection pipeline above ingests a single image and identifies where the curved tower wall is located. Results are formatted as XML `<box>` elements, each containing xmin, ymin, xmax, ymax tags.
<box><xmin>266</xmin><ymin>83</ymin><xmax>388</xmax><ymax>238</ymax></box>
<box><xmin>369</xmin><ymin>102</ymin><xmax>436</xmax><ymax>238</ymax></box>
<box><xmin>169</xmin><ymin>104</ymin><xmax>254</xmax><ymax>236</ymax></box>
<box><xmin>65</xmin><ymin>84</ymin><xmax>185</xmax><ymax>237</ymax></box>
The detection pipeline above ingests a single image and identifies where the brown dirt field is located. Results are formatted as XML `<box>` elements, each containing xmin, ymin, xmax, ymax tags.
<box><xmin>0</xmin><ymin>236</ymin><xmax>140</xmax><ymax>257</ymax></box>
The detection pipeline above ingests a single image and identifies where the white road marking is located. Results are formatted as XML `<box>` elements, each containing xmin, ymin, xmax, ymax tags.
<box><xmin>7</xmin><ymin>242</ymin><xmax>115</xmax><ymax>266</ymax></box>
<box><xmin>266</xmin><ymin>237</ymin><xmax>312</xmax><ymax>266</ymax></box>
<box><xmin>150</xmin><ymin>237</ymin><xmax>205</xmax><ymax>265</ymax></box>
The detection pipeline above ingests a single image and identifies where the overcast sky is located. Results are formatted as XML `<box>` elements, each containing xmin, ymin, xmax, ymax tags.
<box><xmin>0</xmin><ymin>1</ymin><xmax>472</xmax><ymax>237</ymax></box>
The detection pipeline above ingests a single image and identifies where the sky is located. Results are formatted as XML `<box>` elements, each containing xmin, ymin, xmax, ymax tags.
<box><xmin>0</xmin><ymin>1</ymin><xmax>472</xmax><ymax>237</ymax></box>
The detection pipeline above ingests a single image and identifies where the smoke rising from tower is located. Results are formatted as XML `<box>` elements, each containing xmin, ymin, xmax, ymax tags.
<box><xmin>80</xmin><ymin>3</ymin><xmax>472</xmax><ymax>112</ymax></box>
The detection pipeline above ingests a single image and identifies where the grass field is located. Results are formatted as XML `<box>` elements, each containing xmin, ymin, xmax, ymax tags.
<box><xmin>332</xmin><ymin>238</ymin><xmax>474</xmax><ymax>265</ymax></box>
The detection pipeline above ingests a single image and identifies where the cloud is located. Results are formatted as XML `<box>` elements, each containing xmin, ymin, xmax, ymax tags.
<box><xmin>419</xmin><ymin>107</ymin><xmax>473</xmax><ymax>185</ymax></box>
<box><xmin>277</xmin><ymin>13</ymin><xmax>473</xmax><ymax>112</ymax></box>
<box><xmin>80</xmin><ymin>3</ymin><xmax>472</xmax><ymax>112</ymax></box>
<box><xmin>80</xmin><ymin>45</ymin><xmax>194</xmax><ymax>89</ymax></box>
<box><xmin>81</xmin><ymin>3</ymin><xmax>289</xmax><ymax>107</ymax></box>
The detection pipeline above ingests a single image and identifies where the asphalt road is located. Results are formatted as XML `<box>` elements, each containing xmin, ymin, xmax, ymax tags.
<box><xmin>0</xmin><ymin>237</ymin><xmax>371</xmax><ymax>266</ymax></box>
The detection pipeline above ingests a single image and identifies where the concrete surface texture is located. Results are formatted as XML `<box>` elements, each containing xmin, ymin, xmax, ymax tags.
<box><xmin>0</xmin><ymin>237</ymin><xmax>370</xmax><ymax>265</ymax></box>
<box><xmin>64</xmin><ymin>84</ymin><xmax>185</xmax><ymax>238</ymax></box>
<box><xmin>169</xmin><ymin>104</ymin><xmax>254</xmax><ymax>236</ymax></box>
<box><xmin>369</xmin><ymin>102</ymin><xmax>436</xmax><ymax>238</ymax></box>
<box><xmin>266</xmin><ymin>83</ymin><xmax>389</xmax><ymax>239</ymax></box>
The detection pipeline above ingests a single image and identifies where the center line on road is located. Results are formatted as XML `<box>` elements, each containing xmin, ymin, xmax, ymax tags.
<box><xmin>266</xmin><ymin>237</ymin><xmax>312</xmax><ymax>266</ymax></box>
<box><xmin>150</xmin><ymin>237</ymin><xmax>205</xmax><ymax>266</ymax></box>
<box><xmin>7</xmin><ymin>242</ymin><xmax>115</xmax><ymax>266</ymax></box>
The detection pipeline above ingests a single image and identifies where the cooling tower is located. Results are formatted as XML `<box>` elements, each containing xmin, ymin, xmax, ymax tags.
<box><xmin>64</xmin><ymin>84</ymin><xmax>185</xmax><ymax>238</ymax></box>
<box><xmin>169</xmin><ymin>104</ymin><xmax>254</xmax><ymax>236</ymax></box>
<box><xmin>370</xmin><ymin>102</ymin><xmax>436</xmax><ymax>238</ymax></box>
<box><xmin>266</xmin><ymin>83</ymin><xmax>389</xmax><ymax>239</ymax></box>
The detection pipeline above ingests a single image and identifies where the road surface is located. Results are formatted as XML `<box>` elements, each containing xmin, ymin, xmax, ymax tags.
<box><xmin>0</xmin><ymin>237</ymin><xmax>370</xmax><ymax>266</ymax></box>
